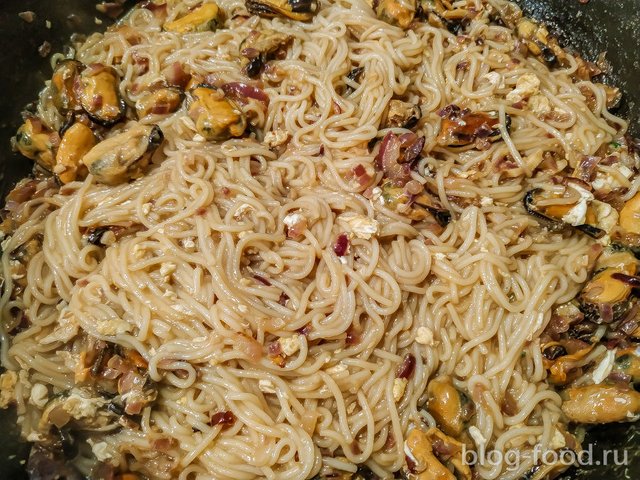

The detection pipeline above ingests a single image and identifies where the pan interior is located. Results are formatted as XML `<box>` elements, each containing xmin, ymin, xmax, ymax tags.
<box><xmin>0</xmin><ymin>1</ymin><xmax>638</xmax><ymax>478</ymax></box>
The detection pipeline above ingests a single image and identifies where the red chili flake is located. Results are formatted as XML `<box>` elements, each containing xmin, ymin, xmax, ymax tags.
<box><xmin>253</xmin><ymin>274</ymin><xmax>271</xmax><ymax>286</ymax></box>
<box><xmin>278</xmin><ymin>292</ymin><xmax>289</xmax><ymax>306</ymax></box>
<box><xmin>396</xmin><ymin>353</ymin><xmax>416</xmax><ymax>379</ymax></box>
<box><xmin>209</xmin><ymin>411</ymin><xmax>236</xmax><ymax>429</ymax></box>
<box><xmin>196</xmin><ymin>207</ymin><xmax>207</xmax><ymax>216</ymax></box>
<box><xmin>333</xmin><ymin>233</ymin><xmax>350</xmax><ymax>257</ymax></box>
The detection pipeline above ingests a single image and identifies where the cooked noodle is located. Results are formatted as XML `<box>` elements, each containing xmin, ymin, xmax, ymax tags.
<box><xmin>0</xmin><ymin>0</ymin><xmax>630</xmax><ymax>478</ymax></box>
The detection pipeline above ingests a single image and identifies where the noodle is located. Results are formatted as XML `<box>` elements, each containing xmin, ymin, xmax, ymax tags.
<box><xmin>0</xmin><ymin>0</ymin><xmax>634</xmax><ymax>479</ymax></box>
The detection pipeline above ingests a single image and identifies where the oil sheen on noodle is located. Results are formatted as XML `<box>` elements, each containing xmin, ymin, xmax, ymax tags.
<box><xmin>0</xmin><ymin>0</ymin><xmax>628</xmax><ymax>479</ymax></box>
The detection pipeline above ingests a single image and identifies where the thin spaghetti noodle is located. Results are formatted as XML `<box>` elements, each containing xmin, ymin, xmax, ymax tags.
<box><xmin>0</xmin><ymin>0</ymin><xmax>635</xmax><ymax>479</ymax></box>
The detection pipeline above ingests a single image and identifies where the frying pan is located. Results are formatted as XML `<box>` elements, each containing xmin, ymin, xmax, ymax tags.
<box><xmin>0</xmin><ymin>0</ymin><xmax>639</xmax><ymax>478</ymax></box>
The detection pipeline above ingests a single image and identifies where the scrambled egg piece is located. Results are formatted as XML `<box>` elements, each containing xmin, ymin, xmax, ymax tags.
<box><xmin>258</xmin><ymin>379</ymin><xmax>277</xmax><ymax>394</ymax></box>
<box><xmin>40</xmin><ymin>310</ymin><xmax>79</xmax><ymax>345</ymax></box>
<box><xmin>415</xmin><ymin>326</ymin><xmax>435</xmax><ymax>346</ymax></box>
<box><xmin>339</xmin><ymin>213</ymin><xmax>379</xmax><ymax>240</ymax></box>
<box><xmin>506</xmin><ymin>73</ymin><xmax>540</xmax><ymax>103</ymax></box>
<box><xmin>264</xmin><ymin>129</ymin><xmax>290</xmax><ymax>148</ymax></box>
<box><xmin>278</xmin><ymin>335</ymin><xmax>301</xmax><ymax>357</ymax></box>
<box><xmin>393</xmin><ymin>378</ymin><xmax>408</xmax><ymax>402</ymax></box>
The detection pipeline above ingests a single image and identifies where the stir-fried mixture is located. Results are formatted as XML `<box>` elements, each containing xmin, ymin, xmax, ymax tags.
<box><xmin>0</xmin><ymin>0</ymin><xmax>639</xmax><ymax>479</ymax></box>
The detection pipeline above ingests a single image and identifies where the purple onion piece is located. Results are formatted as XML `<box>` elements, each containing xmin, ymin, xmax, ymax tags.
<box><xmin>333</xmin><ymin>233</ymin><xmax>349</xmax><ymax>257</ymax></box>
<box><xmin>396</xmin><ymin>353</ymin><xmax>416</xmax><ymax>379</ymax></box>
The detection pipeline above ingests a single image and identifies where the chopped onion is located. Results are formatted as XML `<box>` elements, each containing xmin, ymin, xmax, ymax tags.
<box><xmin>396</xmin><ymin>353</ymin><xmax>416</xmax><ymax>379</ymax></box>
<box><xmin>222</xmin><ymin>82</ymin><xmax>269</xmax><ymax>106</ymax></box>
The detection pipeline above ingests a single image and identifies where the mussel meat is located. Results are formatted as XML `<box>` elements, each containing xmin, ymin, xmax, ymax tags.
<box><xmin>579</xmin><ymin>246</ymin><xmax>639</xmax><ymax>320</ymax></box>
<box><xmin>613</xmin><ymin>348</ymin><xmax>640</xmax><ymax>383</ymax></box>
<box><xmin>240</xmin><ymin>28</ymin><xmax>292</xmax><ymax>78</ymax></box>
<box><xmin>516</xmin><ymin>18</ymin><xmax>567</xmax><ymax>66</ymax></box>
<box><xmin>436</xmin><ymin>105</ymin><xmax>508</xmax><ymax>148</ymax></box>
<box><xmin>523</xmin><ymin>185</ymin><xmax>617</xmax><ymax>239</ymax></box>
<box><xmin>163</xmin><ymin>2</ymin><xmax>221</xmax><ymax>33</ymax></box>
<box><xmin>426</xmin><ymin>376</ymin><xmax>473</xmax><ymax>438</ymax></box>
<box><xmin>562</xmin><ymin>383</ymin><xmax>640</xmax><ymax>423</ymax></box>
<box><xmin>187</xmin><ymin>85</ymin><xmax>247</xmax><ymax>141</ymax></box>
<box><xmin>39</xmin><ymin>388</ymin><xmax>114</xmax><ymax>430</ymax></box>
<box><xmin>380</xmin><ymin>180</ymin><xmax>451</xmax><ymax>226</ymax></box>
<box><xmin>14</xmin><ymin>118</ymin><xmax>60</xmax><ymax>169</ymax></box>
<box><xmin>135</xmin><ymin>87</ymin><xmax>184</xmax><ymax>118</ymax></box>
<box><xmin>619</xmin><ymin>192</ymin><xmax>640</xmax><ymax>236</ymax></box>
<box><xmin>77</xmin><ymin>63</ymin><xmax>125</xmax><ymax>126</ymax></box>
<box><xmin>51</xmin><ymin>59</ymin><xmax>84</xmax><ymax>113</ymax></box>
<box><xmin>374</xmin><ymin>0</ymin><xmax>417</xmax><ymax>29</ymax></box>
<box><xmin>384</xmin><ymin>99</ymin><xmax>421</xmax><ymax>129</ymax></box>
<box><xmin>55</xmin><ymin>123</ymin><xmax>96</xmax><ymax>184</ymax></box>
<box><xmin>245</xmin><ymin>0</ymin><xmax>319</xmax><ymax>22</ymax></box>
<box><xmin>403</xmin><ymin>427</ymin><xmax>472</xmax><ymax>480</ymax></box>
<box><xmin>82</xmin><ymin>123</ymin><xmax>163</xmax><ymax>184</ymax></box>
